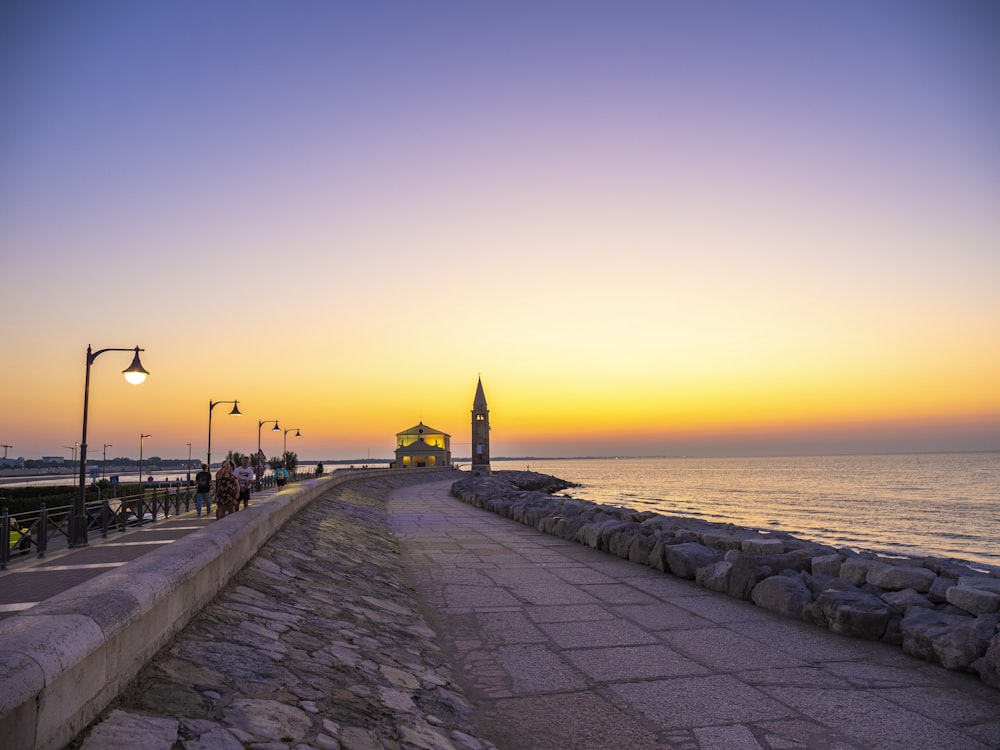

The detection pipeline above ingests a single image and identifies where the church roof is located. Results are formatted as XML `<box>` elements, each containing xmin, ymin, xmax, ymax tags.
<box><xmin>396</xmin><ymin>421</ymin><xmax>450</xmax><ymax>438</ymax></box>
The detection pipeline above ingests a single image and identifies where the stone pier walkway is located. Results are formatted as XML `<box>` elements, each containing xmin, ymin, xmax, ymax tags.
<box><xmin>70</xmin><ymin>475</ymin><xmax>999</xmax><ymax>750</ymax></box>
<box><xmin>389</xmin><ymin>481</ymin><xmax>1000</xmax><ymax>750</ymax></box>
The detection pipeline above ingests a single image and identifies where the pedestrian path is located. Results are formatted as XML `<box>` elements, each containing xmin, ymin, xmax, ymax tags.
<box><xmin>0</xmin><ymin>490</ymin><xmax>277</xmax><ymax>621</ymax></box>
<box><xmin>389</xmin><ymin>481</ymin><xmax>1000</xmax><ymax>750</ymax></box>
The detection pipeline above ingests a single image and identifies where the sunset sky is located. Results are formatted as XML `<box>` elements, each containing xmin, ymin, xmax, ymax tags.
<box><xmin>2</xmin><ymin>1</ymin><xmax>998</xmax><ymax>462</ymax></box>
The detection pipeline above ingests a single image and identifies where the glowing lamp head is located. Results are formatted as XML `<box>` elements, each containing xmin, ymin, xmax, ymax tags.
<box><xmin>122</xmin><ymin>347</ymin><xmax>149</xmax><ymax>385</ymax></box>
<box><xmin>272</xmin><ymin>422</ymin><xmax>281</xmax><ymax>432</ymax></box>
<box><xmin>230</xmin><ymin>402</ymin><xmax>242</xmax><ymax>416</ymax></box>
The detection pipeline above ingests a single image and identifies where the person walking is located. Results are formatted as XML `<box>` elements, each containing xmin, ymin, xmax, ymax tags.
<box><xmin>194</xmin><ymin>463</ymin><xmax>212</xmax><ymax>517</ymax></box>
<box><xmin>274</xmin><ymin>464</ymin><xmax>289</xmax><ymax>488</ymax></box>
<box><xmin>213</xmin><ymin>460</ymin><xmax>240</xmax><ymax>520</ymax></box>
<box><xmin>234</xmin><ymin>455</ymin><xmax>254</xmax><ymax>510</ymax></box>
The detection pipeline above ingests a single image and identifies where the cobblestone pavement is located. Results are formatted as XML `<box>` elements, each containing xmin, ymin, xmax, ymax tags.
<box><xmin>72</xmin><ymin>472</ymin><xmax>493</xmax><ymax>750</ymax></box>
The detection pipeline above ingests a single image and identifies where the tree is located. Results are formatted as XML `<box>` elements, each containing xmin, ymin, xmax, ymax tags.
<box><xmin>283</xmin><ymin>451</ymin><xmax>298</xmax><ymax>472</ymax></box>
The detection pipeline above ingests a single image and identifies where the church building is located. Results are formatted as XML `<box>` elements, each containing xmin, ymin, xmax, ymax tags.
<box><xmin>393</xmin><ymin>422</ymin><xmax>451</xmax><ymax>468</ymax></box>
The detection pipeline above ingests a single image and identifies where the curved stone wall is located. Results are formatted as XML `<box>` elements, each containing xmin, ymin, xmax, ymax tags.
<box><xmin>0</xmin><ymin>467</ymin><xmax>455</xmax><ymax>750</ymax></box>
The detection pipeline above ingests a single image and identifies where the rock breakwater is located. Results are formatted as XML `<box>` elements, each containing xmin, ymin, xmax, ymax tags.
<box><xmin>451</xmin><ymin>471</ymin><xmax>1000</xmax><ymax>689</ymax></box>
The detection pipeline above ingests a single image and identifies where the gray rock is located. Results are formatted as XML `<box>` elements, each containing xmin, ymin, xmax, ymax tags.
<box><xmin>932</xmin><ymin>615</ymin><xmax>1000</xmax><ymax>671</ymax></box>
<box><xmin>901</xmin><ymin>610</ymin><xmax>975</xmax><ymax>665</ymax></box>
<box><xmin>839</xmin><ymin>557</ymin><xmax>874</xmax><ymax>586</ymax></box>
<box><xmin>695</xmin><ymin>560</ymin><xmax>733</xmax><ymax>594</ymax></box>
<box><xmin>946</xmin><ymin>586</ymin><xmax>1000</xmax><ymax>616</ymax></box>
<box><xmin>727</xmin><ymin>552</ymin><xmax>811</xmax><ymax>601</ymax></box>
<box><xmin>741</xmin><ymin>537</ymin><xmax>785</xmax><ymax>554</ymax></box>
<box><xmin>958</xmin><ymin>575</ymin><xmax>1000</xmax><ymax>594</ymax></box>
<box><xmin>927</xmin><ymin>576</ymin><xmax>955</xmax><ymax>604</ymax></box>
<box><xmin>866</xmin><ymin>563</ymin><xmax>936</xmax><ymax>593</ymax></box>
<box><xmin>699</xmin><ymin>531</ymin><xmax>740</xmax><ymax>550</ymax></box>
<box><xmin>751</xmin><ymin>574</ymin><xmax>812</xmax><ymax>618</ymax></box>
<box><xmin>881</xmin><ymin>588</ymin><xmax>934</xmax><ymax>614</ymax></box>
<box><xmin>810</xmin><ymin>553</ymin><xmax>842</xmax><ymax>577</ymax></box>
<box><xmin>974</xmin><ymin>632</ymin><xmax>1000</xmax><ymax>688</ymax></box>
<box><xmin>804</xmin><ymin>589</ymin><xmax>891</xmax><ymax>640</ymax></box>
<box><xmin>665</xmin><ymin>542</ymin><xmax>722</xmax><ymax>579</ymax></box>
<box><xmin>628</xmin><ymin>533</ymin><xmax>656</xmax><ymax>566</ymax></box>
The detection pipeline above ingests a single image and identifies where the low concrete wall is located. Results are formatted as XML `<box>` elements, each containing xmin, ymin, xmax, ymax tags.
<box><xmin>0</xmin><ymin>467</ymin><xmax>449</xmax><ymax>750</ymax></box>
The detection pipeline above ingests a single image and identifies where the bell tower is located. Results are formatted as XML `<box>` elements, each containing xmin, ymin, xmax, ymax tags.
<box><xmin>471</xmin><ymin>377</ymin><xmax>491</xmax><ymax>476</ymax></box>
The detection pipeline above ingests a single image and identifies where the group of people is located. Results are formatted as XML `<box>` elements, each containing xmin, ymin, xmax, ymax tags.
<box><xmin>193</xmin><ymin>456</ymin><xmax>290</xmax><ymax>520</ymax></box>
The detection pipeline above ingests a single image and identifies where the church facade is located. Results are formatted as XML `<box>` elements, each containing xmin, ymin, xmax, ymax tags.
<box><xmin>393</xmin><ymin>422</ymin><xmax>451</xmax><ymax>468</ymax></box>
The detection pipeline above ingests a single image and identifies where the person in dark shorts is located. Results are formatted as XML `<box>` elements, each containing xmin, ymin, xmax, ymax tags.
<box><xmin>234</xmin><ymin>455</ymin><xmax>254</xmax><ymax>510</ymax></box>
<box><xmin>194</xmin><ymin>463</ymin><xmax>212</xmax><ymax>516</ymax></box>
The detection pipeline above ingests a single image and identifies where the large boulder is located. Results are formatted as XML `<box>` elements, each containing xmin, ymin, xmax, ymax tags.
<box><xmin>751</xmin><ymin>574</ymin><xmax>812</xmax><ymax>618</ymax></box>
<box><xmin>840</xmin><ymin>557</ymin><xmax>876</xmax><ymax>586</ymax></box>
<box><xmin>804</xmin><ymin>589</ymin><xmax>892</xmax><ymax>640</ymax></box>
<box><xmin>946</xmin><ymin>586</ymin><xmax>1000</xmax><ymax>616</ymax></box>
<box><xmin>927</xmin><ymin>576</ymin><xmax>956</xmax><ymax>604</ymax></box>
<box><xmin>741</xmin><ymin>537</ymin><xmax>785</xmax><ymax>555</ymax></box>
<box><xmin>695</xmin><ymin>560</ymin><xmax>733</xmax><ymax>593</ymax></box>
<box><xmin>866</xmin><ymin>563</ymin><xmax>936</xmax><ymax>593</ymax></box>
<box><xmin>901</xmin><ymin>610</ymin><xmax>1000</xmax><ymax>671</ymax></box>
<box><xmin>810</xmin><ymin>553</ymin><xmax>843</xmax><ymax>577</ymax></box>
<box><xmin>628</xmin><ymin>533</ymin><xmax>656</xmax><ymax>566</ymax></box>
<box><xmin>606</xmin><ymin>525</ymin><xmax>641</xmax><ymax>558</ymax></box>
<box><xmin>881</xmin><ymin>588</ymin><xmax>934</xmax><ymax>614</ymax></box>
<box><xmin>727</xmin><ymin>552</ymin><xmax>812</xmax><ymax>601</ymax></box>
<box><xmin>665</xmin><ymin>543</ymin><xmax>722</xmax><ymax>579</ymax></box>
<box><xmin>974</xmin><ymin>632</ymin><xmax>1000</xmax><ymax>688</ymax></box>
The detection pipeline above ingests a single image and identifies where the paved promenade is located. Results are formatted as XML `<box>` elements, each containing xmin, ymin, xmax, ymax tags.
<box><xmin>389</xmin><ymin>481</ymin><xmax>1000</xmax><ymax>750</ymax></box>
<box><xmin>56</xmin><ymin>475</ymin><xmax>1000</xmax><ymax>749</ymax></box>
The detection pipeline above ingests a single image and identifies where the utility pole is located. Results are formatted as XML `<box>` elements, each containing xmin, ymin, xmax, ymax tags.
<box><xmin>1</xmin><ymin>444</ymin><xmax>11</xmax><ymax>459</ymax></box>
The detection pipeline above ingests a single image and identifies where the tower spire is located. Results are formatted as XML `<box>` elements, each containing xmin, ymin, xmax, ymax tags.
<box><xmin>471</xmin><ymin>377</ymin><xmax>491</xmax><ymax>476</ymax></box>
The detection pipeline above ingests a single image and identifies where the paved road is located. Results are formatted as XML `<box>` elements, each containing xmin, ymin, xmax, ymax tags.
<box><xmin>389</xmin><ymin>480</ymin><xmax>1000</xmax><ymax>750</ymax></box>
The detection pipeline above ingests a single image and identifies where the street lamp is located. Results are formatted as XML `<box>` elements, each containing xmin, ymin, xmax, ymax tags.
<box><xmin>73</xmin><ymin>345</ymin><xmax>149</xmax><ymax>546</ymax></box>
<box><xmin>186</xmin><ymin>442</ymin><xmax>192</xmax><ymax>482</ymax></box>
<box><xmin>102</xmin><ymin>443</ymin><xmax>112</xmax><ymax>481</ymax></box>
<box><xmin>139</xmin><ymin>434</ymin><xmax>151</xmax><ymax>484</ymax></box>
<box><xmin>64</xmin><ymin>443</ymin><xmax>79</xmax><ymax>463</ymax></box>
<box><xmin>283</xmin><ymin>428</ymin><xmax>301</xmax><ymax>456</ymax></box>
<box><xmin>207</xmin><ymin>399</ymin><xmax>241</xmax><ymax>469</ymax></box>
<box><xmin>256</xmin><ymin>419</ymin><xmax>280</xmax><ymax>490</ymax></box>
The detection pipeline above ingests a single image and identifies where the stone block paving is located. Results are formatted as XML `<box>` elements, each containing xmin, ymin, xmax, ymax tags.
<box><xmin>389</xmin><ymin>480</ymin><xmax>1000</xmax><ymax>750</ymax></box>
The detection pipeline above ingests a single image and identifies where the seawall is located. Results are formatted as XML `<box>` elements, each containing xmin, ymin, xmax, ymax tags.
<box><xmin>0</xmin><ymin>467</ymin><xmax>455</xmax><ymax>750</ymax></box>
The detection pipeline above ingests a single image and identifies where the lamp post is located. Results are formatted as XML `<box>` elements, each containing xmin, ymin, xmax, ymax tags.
<box><xmin>256</xmin><ymin>420</ymin><xmax>280</xmax><ymax>490</ymax></box>
<box><xmin>102</xmin><ymin>443</ymin><xmax>112</xmax><ymax>481</ymax></box>
<box><xmin>186</xmin><ymin>442</ymin><xmax>192</xmax><ymax>482</ymax></box>
<box><xmin>139</xmin><ymin>434</ymin><xmax>151</xmax><ymax>484</ymax></box>
<box><xmin>207</xmin><ymin>399</ymin><xmax>241</xmax><ymax>470</ymax></box>
<box><xmin>64</xmin><ymin>444</ymin><xmax>79</xmax><ymax>463</ymax></box>
<box><xmin>73</xmin><ymin>345</ymin><xmax>149</xmax><ymax>546</ymax></box>
<box><xmin>283</xmin><ymin>428</ymin><xmax>301</xmax><ymax>456</ymax></box>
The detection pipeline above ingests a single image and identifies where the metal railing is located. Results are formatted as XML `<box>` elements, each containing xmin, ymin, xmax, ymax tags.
<box><xmin>1</xmin><ymin>470</ymin><xmax>307</xmax><ymax>570</ymax></box>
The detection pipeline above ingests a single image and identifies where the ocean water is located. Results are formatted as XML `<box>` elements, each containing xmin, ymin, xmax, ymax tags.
<box><xmin>500</xmin><ymin>453</ymin><xmax>1000</xmax><ymax>570</ymax></box>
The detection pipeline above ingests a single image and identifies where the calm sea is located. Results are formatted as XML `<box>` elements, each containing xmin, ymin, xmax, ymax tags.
<box><xmin>499</xmin><ymin>453</ymin><xmax>1000</xmax><ymax>570</ymax></box>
